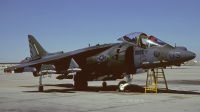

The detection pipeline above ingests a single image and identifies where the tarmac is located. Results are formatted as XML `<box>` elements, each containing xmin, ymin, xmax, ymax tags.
<box><xmin>0</xmin><ymin>65</ymin><xmax>200</xmax><ymax>112</ymax></box>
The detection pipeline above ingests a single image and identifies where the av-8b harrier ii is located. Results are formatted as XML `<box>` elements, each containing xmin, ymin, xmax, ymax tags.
<box><xmin>4</xmin><ymin>32</ymin><xmax>196</xmax><ymax>92</ymax></box>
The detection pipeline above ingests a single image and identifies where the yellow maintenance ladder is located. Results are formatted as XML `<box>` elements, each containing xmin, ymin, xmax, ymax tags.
<box><xmin>145</xmin><ymin>67</ymin><xmax>169</xmax><ymax>93</ymax></box>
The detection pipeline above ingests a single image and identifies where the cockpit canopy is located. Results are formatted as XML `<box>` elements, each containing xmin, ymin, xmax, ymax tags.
<box><xmin>147</xmin><ymin>36</ymin><xmax>167</xmax><ymax>47</ymax></box>
<box><xmin>118</xmin><ymin>32</ymin><xmax>148</xmax><ymax>45</ymax></box>
<box><xmin>118</xmin><ymin>32</ymin><xmax>167</xmax><ymax>48</ymax></box>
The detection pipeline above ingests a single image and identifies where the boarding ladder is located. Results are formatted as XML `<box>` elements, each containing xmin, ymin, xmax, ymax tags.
<box><xmin>145</xmin><ymin>67</ymin><xmax>169</xmax><ymax>93</ymax></box>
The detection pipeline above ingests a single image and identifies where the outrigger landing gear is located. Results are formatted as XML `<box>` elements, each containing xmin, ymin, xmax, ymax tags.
<box><xmin>38</xmin><ymin>72</ymin><xmax>43</xmax><ymax>92</ymax></box>
<box><xmin>118</xmin><ymin>74</ymin><xmax>133</xmax><ymax>92</ymax></box>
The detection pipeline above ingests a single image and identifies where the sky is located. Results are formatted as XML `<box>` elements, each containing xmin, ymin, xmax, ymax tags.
<box><xmin>0</xmin><ymin>0</ymin><xmax>200</xmax><ymax>62</ymax></box>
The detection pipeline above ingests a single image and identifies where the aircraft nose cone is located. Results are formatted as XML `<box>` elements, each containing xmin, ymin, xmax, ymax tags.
<box><xmin>191</xmin><ymin>52</ymin><xmax>196</xmax><ymax>58</ymax></box>
<box><xmin>181</xmin><ymin>50</ymin><xmax>196</xmax><ymax>61</ymax></box>
<box><xmin>168</xmin><ymin>49</ymin><xmax>196</xmax><ymax>62</ymax></box>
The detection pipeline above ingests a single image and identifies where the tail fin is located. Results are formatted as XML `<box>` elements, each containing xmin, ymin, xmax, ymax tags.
<box><xmin>28</xmin><ymin>35</ymin><xmax>48</xmax><ymax>59</ymax></box>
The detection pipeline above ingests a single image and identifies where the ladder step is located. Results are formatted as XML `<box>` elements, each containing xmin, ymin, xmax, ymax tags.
<box><xmin>156</xmin><ymin>77</ymin><xmax>164</xmax><ymax>78</ymax></box>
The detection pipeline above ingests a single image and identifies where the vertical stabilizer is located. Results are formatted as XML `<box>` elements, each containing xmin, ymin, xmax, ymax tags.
<box><xmin>28</xmin><ymin>35</ymin><xmax>48</xmax><ymax>59</ymax></box>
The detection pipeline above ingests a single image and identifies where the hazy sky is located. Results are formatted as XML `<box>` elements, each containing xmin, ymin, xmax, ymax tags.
<box><xmin>0</xmin><ymin>0</ymin><xmax>200</xmax><ymax>62</ymax></box>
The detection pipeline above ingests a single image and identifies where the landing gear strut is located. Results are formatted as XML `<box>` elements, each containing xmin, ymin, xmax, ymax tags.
<box><xmin>38</xmin><ymin>72</ymin><xmax>43</xmax><ymax>92</ymax></box>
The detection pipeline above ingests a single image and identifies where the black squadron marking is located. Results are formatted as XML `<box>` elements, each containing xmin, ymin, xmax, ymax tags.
<box><xmin>154</xmin><ymin>51</ymin><xmax>160</xmax><ymax>57</ymax></box>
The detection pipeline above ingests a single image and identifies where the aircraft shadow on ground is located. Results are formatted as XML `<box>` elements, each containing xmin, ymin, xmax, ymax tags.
<box><xmin>21</xmin><ymin>84</ymin><xmax>200</xmax><ymax>95</ymax></box>
<box><xmin>21</xmin><ymin>84</ymin><xmax>143</xmax><ymax>93</ymax></box>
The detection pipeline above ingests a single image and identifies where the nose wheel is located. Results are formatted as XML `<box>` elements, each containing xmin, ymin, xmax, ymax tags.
<box><xmin>118</xmin><ymin>81</ymin><xmax>130</xmax><ymax>92</ymax></box>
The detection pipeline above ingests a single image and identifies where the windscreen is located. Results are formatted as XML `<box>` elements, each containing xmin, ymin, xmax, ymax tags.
<box><xmin>146</xmin><ymin>36</ymin><xmax>167</xmax><ymax>47</ymax></box>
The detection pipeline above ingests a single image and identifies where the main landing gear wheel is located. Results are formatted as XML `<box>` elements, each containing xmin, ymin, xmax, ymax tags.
<box><xmin>102</xmin><ymin>81</ymin><xmax>107</xmax><ymax>88</ymax></box>
<box><xmin>74</xmin><ymin>81</ymin><xmax>88</xmax><ymax>90</ymax></box>
<box><xmin>118</xmin><ymin>81</ymin><xmax>130</xmax><ymax>92</ymax></box>
<box><xmin>38</xmin><ymin>85</ymin><xmax>43</xmax><ymax>92</ymax></box>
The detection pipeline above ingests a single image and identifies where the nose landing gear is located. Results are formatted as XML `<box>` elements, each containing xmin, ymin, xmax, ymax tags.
<box><xmin>117</xmin><ymin>74</ymin><xmax>133</xmax><ymax>92</ymax></box>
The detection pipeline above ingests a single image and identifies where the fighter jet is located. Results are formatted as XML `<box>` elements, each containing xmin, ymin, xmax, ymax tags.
<box><xmin>4</xmin><ymin>32</ymin><xmax>196</xmax><ymax>92</ymax></box>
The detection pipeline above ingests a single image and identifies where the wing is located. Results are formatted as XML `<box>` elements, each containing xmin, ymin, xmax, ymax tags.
<box><xmin>4</xmin><ymin>43</ymin><xmax>116</xmax><ymax>73</ymax></box>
